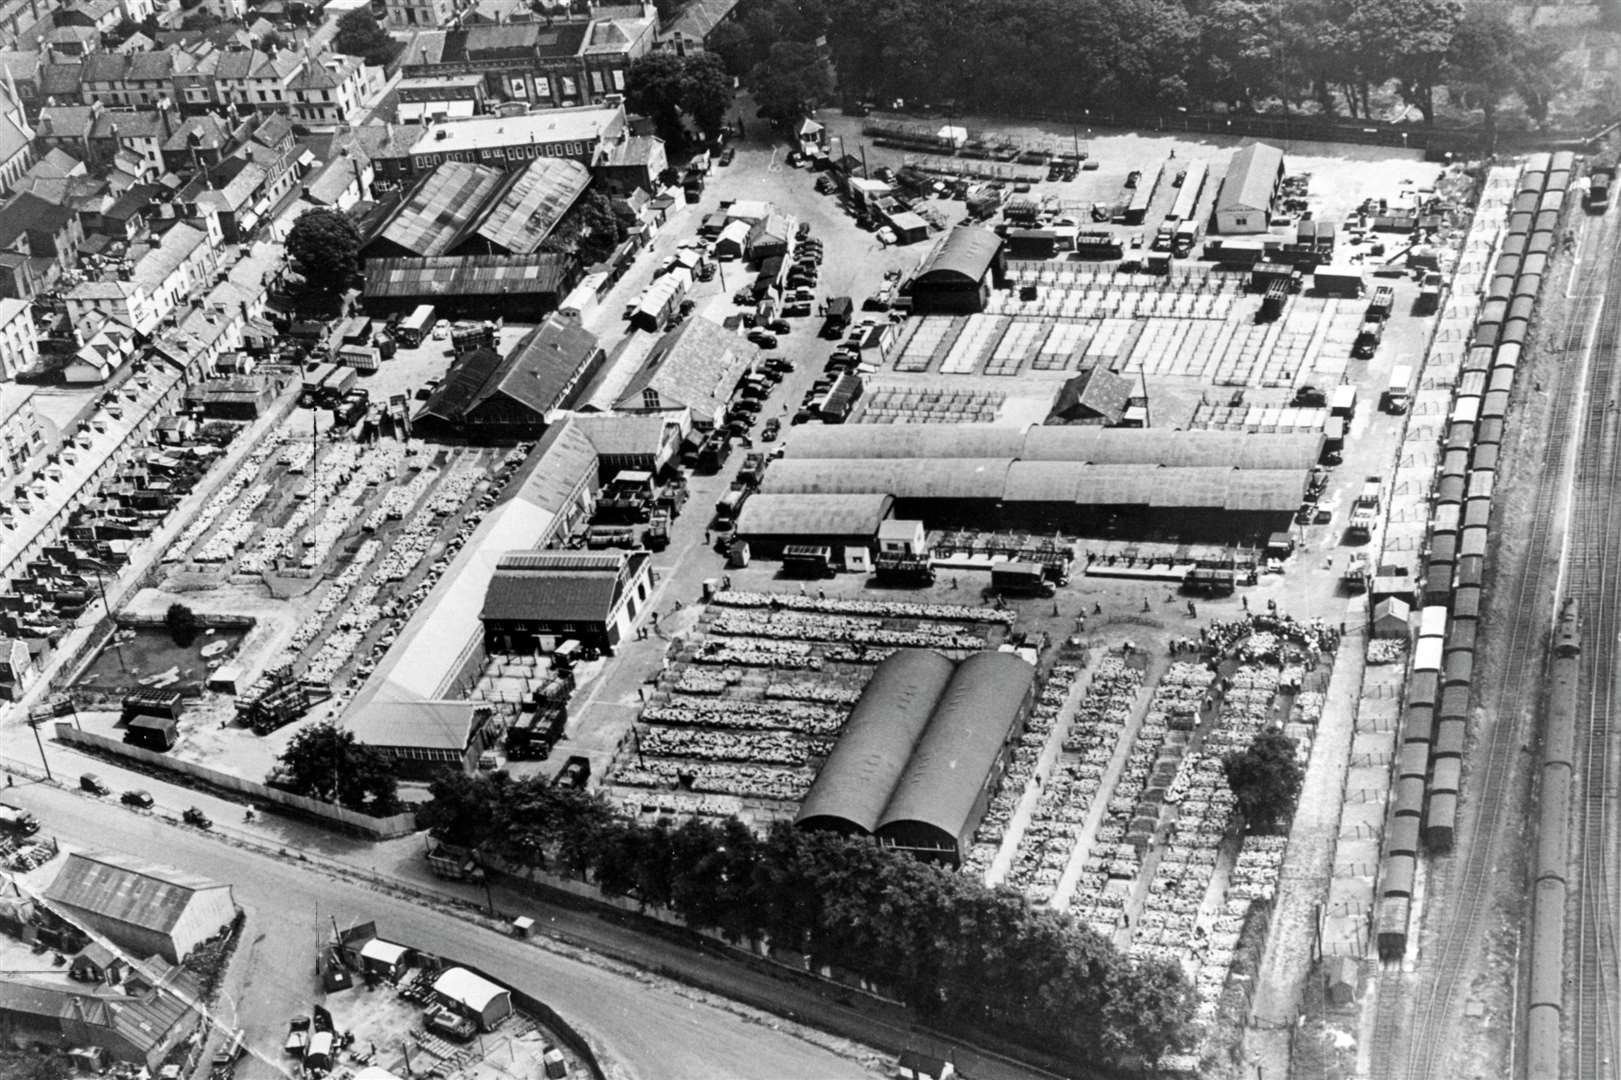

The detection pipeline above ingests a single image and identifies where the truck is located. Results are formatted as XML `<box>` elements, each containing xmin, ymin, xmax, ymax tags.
<box><xmin>990</xmin><ymin>561</ymin><xmax>1055</xmax><ymax>597</ymax></box>
<box><xmin>1151</xmin><ymin>222</ymin><xmax>1175</xmax><ymax>252</ymax></box>
<box><xmin>1587</xmin><ymin>171</ymin><xmax>1611</xmax><ymax>213</ymax></box>
<box><xmin>821</xmin><ymin>296</ymin><xmax>853</xmax><ymax>339</ymax></box>
<box><xmin>1172</xmin><ymin>220</ymin><xmax>1198</xmax><ymax>257</ymax></box>
<box><xmin>874</xmin><ymin>552</ymin><xmax>936</xmax><ymax>585</ymax></box>
<box><xmin>0</xmin><ymin>802</ymin><xmax>39</xmax><ymax>836</ymax></box>
<box><xmin>1352</xmin><ymin>316</ymin><xmax>1384</xmax><ymax>358</ymax></box>
<box><xmin>1365</xmin><ymin>285</ymin><xmax>1395</xmax><ymax>322</ymax></box>
<box><xmin>1349</xmin><ymin>476</ymin><xmax>1382</xmax><ymax>538</ymax></box>
<box><xmin>1381</xmin><ymin>364</ymin><xmax>1414</xmax><ymax>414</ymax></box>
<box><xmin>425</xmin><ymin>834</ymin><xmax>478</xmax><ymax>880</ymax></box>
<box><xmin>1342</xmin><ymin>552</ymin><xmax>1370</xmax><ymax>592</ymax></box>
<box><xmin>396</xmin><ymin>304</ymin><xmax>436</xmax><ymax>347</ymax></box>
<box><xmin>714</xmin><ymin>486</ymin><xmax>749</xmax><ymax>525</ymax></box>
<box><xmin>782</xmin><ymin>544</ymin><xmax>835</xmax><ymax>577</ymax></box>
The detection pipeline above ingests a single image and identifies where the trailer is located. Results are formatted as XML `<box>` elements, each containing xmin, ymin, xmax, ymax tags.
<box><xmin>426</xmin><ymin>834</ymin><xmax>477</xmax><ymax>880</ymax></box>
<box><xmin>1123</xmin><ymin>163</ymin><xmax>1163</xmax><ymax>226</ymax></box>
<box><xmin>782</xmin><ymin>544</ymin><xmax>836</xmax><ymax>577</ymax></box>
<box><xmin>1366</xmin><ymin>285</ymin><xmax>1395</xmax><ymax>322</ymax></box>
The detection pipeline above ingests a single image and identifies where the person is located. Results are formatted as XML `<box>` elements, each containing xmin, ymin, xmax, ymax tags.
<box><xmin>244</xmin><ymin>807</ymin><xmax>255</xmax><ymax>822</ymax></box>
<box><xmin>1094</xmin><ymin>601</ymin><xmax>1103</xmax><ymax>614</ymax></box>
<box><xmin>1052</xmin><ymin>600</ymin><xmax>1060</xmax><ymax>616</ymax></box>
<box><xmin>1142</xmin><ymin>595</ymin><xmax>1151</xmax><ymax>613</ymax></box>
<box><xmin>1241</xmin><ymin>595</ymin><xmax>1248</xmax><ymax>611</ymax></box>
<box><xmin>1188</xmin><ymin>600</ymin><xmax>1197</xmax><ymax>618</ymax></box>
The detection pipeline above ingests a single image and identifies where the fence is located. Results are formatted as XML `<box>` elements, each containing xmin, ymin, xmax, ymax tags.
<box><xmin>53</xmin><ymin>724</ymin><xmax>419</xmax><ymax>839</ymax></box>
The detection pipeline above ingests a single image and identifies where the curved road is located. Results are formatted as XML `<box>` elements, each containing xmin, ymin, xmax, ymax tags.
<box><xmin>3</xmin><ymin>779</ymin><xmax>876</xmax><ymax>1080</ymax></box>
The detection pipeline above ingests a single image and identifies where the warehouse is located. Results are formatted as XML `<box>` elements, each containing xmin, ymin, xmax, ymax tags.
<box><xmin>43</xmin><ymin>852</ymin><xmax>237</xmax><ymax>964</ymax></box>
<box><xmin>907</xmin><ymin>225</ymin><xmax>1006</xmax><ymax>315</ymax></box>
<box><xmin>361</xmin><ymin>162</ymin><xmax>508</xmax><ymax>260</ymax></box>
<box><xmin>431</xmin><ymin>967</ymin><xmax>513</xmax><ymax>1031</ymax></box>
<box><xmin>478</xmin><ymin>549</ymin><xmax>653</xmax><ymax>653</ymax></box>
<box><xmin>344</xmin><ymin>698</ymin><xmax>498</xmax><ymax>778</ymax></box>
<box><xmin>362</xmin><ymin>254</ymin><xmax>577</xmax><ymax>320</ymax></box>
<box><xmin>0</xmin><ymin>972</ymin><xmax>195</xmax><ymax>1072</ymax></box>
<box><xmin>1214</xmin><ymin>142</ymin><xmax>1285</xmax><ymax>234</ymax></box>
<box><xmin>878</xmin><ymin>652</ymin><xmax>1034</xmax><ymax>865</ymax></box>
<box><xmin>613</xmin><ymin>315</ymin><xmax>759</xmax><ymax>427</ymax></box>
<box><xmin>413</xmin><ymin>316</ymin><xmax>603</xmax><ymax>441</ymax></box>
<box><xmin>795</xmin><ymin>649</ymin><xmax>956</xmax><ymax>835</ymax></box>
<box><xmin>732</xmin><ymin>492</ymin><xmax>894</xmax><ymax>559</ymax></box>
<box><xmin>762</xmin><ymin>426</ymin><xmax>1316</xmax><ymax>540</ymax></box>
<box><xmin>457</xmin><ymin>158</ymin><xmax>592</xmax><ymax>257</ymax></box>
<box><xmin>362</xmin><ymin>157</ymin><xmax>592</xmax><ymax>261</ymax></box>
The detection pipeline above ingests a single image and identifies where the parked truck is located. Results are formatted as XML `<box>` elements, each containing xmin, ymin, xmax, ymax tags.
<box><xmin>1587</xmin><ymin>171</ymin><xmax>1611</xmax><ymax>213</ymax></box>
<box><xmin>1349</xmin><ymin>476</ymin><xmax>1382</xmax><ymax>538</ymax></box>
<box><xmin>425</xmin><ymin>834</ymin><xmax>478</xmax><ymax>880</ymax></box>
<box><xmin>1381</xmin><ymin>364</ymin><xmax>1413</xmax><ymax>414</ymax></box>
<box><xmin>990</xmin><ymin>561</ymin><xmax>1056</xmax><ymax>597</ymax></box>
<box><xmin>0</xmin><ymin>802</ymin><xmax>39</xmax><ymax>836</ymax></box>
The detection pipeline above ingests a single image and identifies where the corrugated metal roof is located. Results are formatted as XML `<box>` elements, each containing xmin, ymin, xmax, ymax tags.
<box><xmin>364</xmin><ymin>254</ymin><xmax>573</xmax><ymax>299</ymax></box>
<box><xmin>876</xmin><ymin>652</ymin><xmax>1034</xmax><ymax>848</ymax></box>
<box><xmin>915</xmin><ymin>224</ymin><xmax>1002</xmax><ymax>284</ymax></box>
<box><xmin>1217</xmin><ymin>142</ymin><xmax>1284</xmax><ymax>214</ymax></box>
<box><xmin>734</xmin><ymin>492</ymin><xmax>893</xmax><ymax>536</ymax></box>
<box><xmin>347</xmin><ymin>698</ymin><xmax>484</xmax><ymax>752</ymax></box>
<box><xmin>469</xmin><ymin>157</ymin><xmax>591</xmax><ymax>256</ymax></box>
<box><xmin>1020</xmin><ymin>427</ymin><xmax>1322</xmax><ymax>469</ymax></box>
<box><xmin>759</xmin><ymin>459</ymin><xmax>1012</xmax><ymax>500</ymax></box>
<box><xmin>417</xmin><ymin>317</ymin><xmax>598</xmax><ymax>424</ymax></box>
<box><xmin>378</xmin><ymin>161</ymin><xmax>506</xmax><ymax>257</ymax></box>
<box><xmin>614</xmin><ymin>315</ymin><xmax>758</xmax><ymax>424</ymax></box>
<box><xmin>481</xmin><ymin>566</ymin><xmax>622</xmax><ymax>623</ymax></box>
<box><xmin>44</xmin><ymin>852</ymin><xmax>225</xmax><ymax>934</ymax></box>
<box><xmin>796</xmin><ymin>649</ymin><xmax>956</xmax><ymax>834</ymax></box>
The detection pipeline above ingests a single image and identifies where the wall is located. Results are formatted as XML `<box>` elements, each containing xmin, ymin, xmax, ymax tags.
<box><xmin>53</xmin><ymin>725</ymin><xmax>419</xmax><ymax>838</ymax></box>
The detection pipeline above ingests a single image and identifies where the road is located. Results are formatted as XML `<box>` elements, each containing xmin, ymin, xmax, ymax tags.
<box><xmin>3</xmin><ymin>778</ymin><xmax>877</xmax><ymax>1080</ymax></box>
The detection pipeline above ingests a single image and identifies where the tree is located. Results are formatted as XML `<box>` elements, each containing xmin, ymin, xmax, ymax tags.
<box><xmin>102</xmin><ymin>16</ymin><xmax>141</xmax><ymax>47</ymax></box>
<box><xmin>541</xmin><ymin>189</ymin><xmax>626</xmax><ymax>263</ymax></box>
<box><xmin>259</xmin><ymin>28</ymin><xmax>287</xmax><ymax>52</ymax></box>
<box><xmin>274</xmin><ymin>722</ymin><xmax>398</xmax><ymax>813</ymax></box>
<box><xmin>683</xmin><ymin>53</ymin><xmax>734</xmax><ymax>138</ymax></box>
<box><xmin>749</xmin><ymin>41</ymin><xmax>832</xmax><ymax>123</ymax></box>
<box><xmin>165</xmin><ymin>602</ymin><xmax>199</xmax><ymax>646</ymax></box>
<box><xmin>285</xmin><ymin>208</ymin><xmax>361</xmax><ymax>295</ymax></box>
<box><xmin>0</xmin><ymin>1052</ymin><xmax>70</xmax><ymax>1080</ymax></box>
<box><xmin>334</xmin><ymin>8</ymin><xmax>398</xmax><ymax>66</ymax></box>
<box><xmin>180</xmin><ymin>10</ymin><xmax>222</xmax><ymax>30</ymax></box>
<box><xmin>626</xmin><ymin>52</ymin><xmax>690</xmax><ymax>143</ymax></box>
<box><xmin>1223</xmin><ymin>729</ymin><xmax>1304</xmax><ymax>833</ymax></box>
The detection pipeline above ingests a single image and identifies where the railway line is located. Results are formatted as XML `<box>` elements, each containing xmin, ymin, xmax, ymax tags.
<box><xmin>1565</xmin><ymin>214</ymin><xmax>1621</xmax><ymax>1080</ymax></box>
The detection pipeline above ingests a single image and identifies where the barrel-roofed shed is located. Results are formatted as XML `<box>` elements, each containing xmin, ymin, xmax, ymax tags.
<box><xmin>795</xmin><ymin>649</ymin><xmax>957</xmax><ymax>836</ymax></box>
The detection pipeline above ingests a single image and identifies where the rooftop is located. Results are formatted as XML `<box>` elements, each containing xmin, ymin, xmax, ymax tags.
<box><xmin>44</xmin><ymin>851</ymin><xmax>227</xmax><ymax>934</ymax></box>
<box><xmin>406</xmin><ymin>106</ymin><xmax>624</xmax><ymax>157</ymax></box>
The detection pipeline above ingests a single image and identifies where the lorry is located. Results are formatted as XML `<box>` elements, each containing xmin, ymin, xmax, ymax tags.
<box><xmin>1587</xmin><ymin>171</ymin><xmax>1611</xmax><ymax>213</ymax></box>
<box><xmin>1365</xmin><ymin>285</ymin><xmax>1395</xmax><ymax>322</ymax></box>
<box><xmin>1352</xmin><ymin>316</ymin><xmax>1384</xmax><ymax>358</ymax></box>
<box><xmin>990</xmin><ymin>561</ymin><xmax>1056</xmax><ymax>598</ymax></box>
<box><xmin>714</xmin><ymin>486</ymin><xmax>749</xmax><ymax>525</ymax></box>
<box><xmin>397</xmin><ymin>304</ymin><xmax>436</xmax><ymax>347</ymax></box>
<box><xmin>1381</xmin><ymin>364</ymin><xmax>1414</xmax><ymax>414</ymax></box>
<box><xmin>874</xmin><ymin>552</ymin><xmax>936</xmax><ymax>585</ymax></box>
<box><xmin>1349</xmin><ymin>476</ymin><xmax>1382</xmax><ymax>538</ymax></box>
<box><xmin>1342</xmin><ymin>552</ymin><xmax>1370</xmax><ymax>592</ymax></box>
<box><xmin>782</xmin><ymin>545</ymin><xmax>835</xmax><ymax>577</ymax></box>
<box><xmin>1172</xmin><ymin>220</ymin><xmax>1198</xmax><ymax>257</ymax></box>
<box><xmin>425</xmin><ymin>833</ymin><xmax>478</xmax><ymax>880</ymax></box>
<box><xmin>0</xmin><ymin>802</ymin><xmax>39</xmax><ymax>836</ymax></box>
<box><xmin>821</xmin><ymin>296</ymin><xmax>853</xmax><ymax>339</ymax></box>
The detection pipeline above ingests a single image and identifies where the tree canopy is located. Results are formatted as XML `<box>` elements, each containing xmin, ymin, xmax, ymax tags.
<box><xmin>750</xmin><ymin>41</ymin><xmax>834</xmax><ymax>124</ymax></box>
<box><xmin>540</xmin><ymin>188</ymin><xmax>626</xmax><ymax>264</ymax></box>
<box><xmin>1223</xmin><ymin>728</ymin><xmax>1304</xmax><ymax>833</ymax></box>
<box><xmin>625</xmin><ymin>53</ymin><xmax>732</xmax><ymax>144</ymax></box>
<box><xmin>420</xmin><ymin>773</ymin><xmax>1195</xmax><ymax>1069</ymax></box>
<box><xmin>285</xmin><ymin>208</ymin><xmax>361</xmax><ymax>295</ymax></box>
<box><xmin>274</xmin><ymin>722</ymin><xmax>398</xmax><ymax>814</ymax></box>
<box><xmin>799</xmin><ymin>0</ymin><xmax>1568</xmax><ymax>128</ymax></box>
<box><xmin>334</xmin><ymin>8</ymin><xmax>398</xmax><ymax>66</ymax></box>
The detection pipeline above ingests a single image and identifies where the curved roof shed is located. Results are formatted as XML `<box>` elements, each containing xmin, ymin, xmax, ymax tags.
<box><xmin>796</xmin><ymin>649</ymin><xmax>957</xmax><ymax>835</ymax></box>
<box><xmin>877</xmin><ymin>651</ymin><xmax>1034</xmax><ymax>860</ymax></box>
<box><xmin>914</xmin><ymin>225</ymin><xmax>1002</xmax><ymax>286</ymax></box>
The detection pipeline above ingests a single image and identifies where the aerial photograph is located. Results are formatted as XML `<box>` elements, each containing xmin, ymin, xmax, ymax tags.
<box><xmin>0</xmin><ymin>0</ymin><xmax>1615</xmax><ymax>1078</ymax></box>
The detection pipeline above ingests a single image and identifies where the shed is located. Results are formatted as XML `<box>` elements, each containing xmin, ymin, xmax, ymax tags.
<box><xmin>1214</xmin><ymin>143</ymin><xmax>1284</xmax><ymax>233</ymax></box>
<box><xmin>1371</xmin><ymin>597</ymin><xmax>1410</xmax><ymax>638</ymax></box>
<box><xmin>123</xmin><ymin>713</ymin><xmax>178</xmax><ymax>752</ymax></box>
<box><xmin>44</xmin><ymin>852</ymin><xmax>236</xmax><ymax>964</ymax></box>
<box><xmin>733</xmin><ymin>493</ymin><xmax>894</xmax><ymax>558</ymax></box>
<box><xmin>359</xmin><ymin>938</ymin><xmax>410</xmax><ymax>980</ymax></box>
<box><xmin>908</xmin><ymin>225</ymin><xmax>1004</xmax><ymax>315</ymax></box>
<box><xmin>431</xmin><ymin>967</ymin><xmax>512</xmax><ymax>1031</ymax></box>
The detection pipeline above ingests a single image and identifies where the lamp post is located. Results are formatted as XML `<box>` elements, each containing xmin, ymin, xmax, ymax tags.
<box><xmin>25</xmin><ymin>716</ymin><xmax>51</xmax><ymax>781</ymax></box>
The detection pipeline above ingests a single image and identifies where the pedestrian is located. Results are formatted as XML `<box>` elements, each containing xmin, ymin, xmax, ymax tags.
<box><xmin>704</xmin><ymin>528</ymin><xmax>711</xmax><ymax>544</ymax></box>
<box><xmin>798</xmin><ymin>583</ymin><xmax>807</xmax><ymax>596</ymax></box>
<box><xmin>1188</xmin><ymin>600</ymin><xmax>1197</xmax><ymax>618</ymax></box>
<box><xmin>1241</xmin><ymin>594</ymin><xmax>1248</xmax><ymax>611</ymax></box>
<box><xmin>818</xmin><ymin>588</ymin><xmax>826</xmax><ymax>600</ymax></box>
<box><xmin>1142</xmin><ymin>595</ymin><xmax>1151</xmax><ymax>613</ymax></box>
<box><xmin>952</xmin><ymin>576</ymin><xmax>959</xmax><ymax>590</ymax></box>
<box><xmin>1052</xmin><ymin>600</ymin><xmax>1060</xmax><ymax>616</ymax></box>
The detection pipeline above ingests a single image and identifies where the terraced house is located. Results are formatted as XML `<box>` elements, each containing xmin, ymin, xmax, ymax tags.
<box><xmin>287</xmin><ymin>51</ymin><xmax>380</xmax><ymax>127</ymax></box>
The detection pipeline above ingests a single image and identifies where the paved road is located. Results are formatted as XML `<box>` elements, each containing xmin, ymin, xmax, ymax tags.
<box><xmin>3</xmin><ymin>779</ymin><xmax>877</xmax><ymax>1080</ymax></box>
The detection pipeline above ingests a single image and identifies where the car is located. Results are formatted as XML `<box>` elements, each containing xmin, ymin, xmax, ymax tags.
<box><xmin>796</xmin><ymin>222</ymin><xmax>812</xmax><ymax>240</ymax></box>
<box><xmin>766</xmin><ymin>319</ymin><xmax>791</xmax><ymax>334</ymax></box>
<box><xmin>746</xmin><ymin>331</ymin><xmax>778</xmax><ymax>348</ymax></box>
<box><xmin>763</xmin><ymin>356</ymin><xmax>795</xmax><ymax>374</ymax></box>
<box><xmin>733</xmin><ymin>289</ymin><xmax>754</xmax><ymax>305</ymax></box>
<box><xmin>430</xmin><ymin>325</ymin><xmax>448</xmax><ymax>340</ymax></box>
<box><xmin>719</xmin><ymin>146</ymin><xmax>736</xmax><ymax>166</ymax></box>
<box><xmin>120</xmin><ymin>790</ymin><xmax>154</xmax><ymax>808</ymax></box>
<box><xmin>79</xmin><ymin>773</ymin><xmax>109</xmax><ymax>795</ymax></box>
<box><xmin>762</xmin><ymin>417</ymin><xmax>781</xmax><ymax>441</ymax></box>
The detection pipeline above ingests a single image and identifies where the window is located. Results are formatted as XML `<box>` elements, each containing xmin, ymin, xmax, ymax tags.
<box><xmin>612</xmin><ymin>69</ymin><xmax>625</xmax><ymax>92</ymax></box>
<box><xmin>590</xmin><ymin>71</ymin><xmax>604</xmax><ymax>94</ymax></box>
<box><xmin>510</xmin><ymin>77</ymin><xmax>526</xmax><ymax>99</ymax></box>
<box><xmin>560</xmin><ymin>76</ymin><xmax>577</xmax><ymax>98</ymax></box>
<box><xmin>641</xmin><ymin>388</ymin><xmax>660</xmax><ymax>409</ymax></box>
<box><xmin>1234</xmin><ymin>216</ymin><xmax>1248</xmax><ymax>227</ymax></box>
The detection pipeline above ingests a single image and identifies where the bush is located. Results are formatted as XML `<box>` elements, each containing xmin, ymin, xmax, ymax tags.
<box><xmin>165</xmin><ymin>603</ymin><xmax>199</xmax><ymax>646</ymax></box>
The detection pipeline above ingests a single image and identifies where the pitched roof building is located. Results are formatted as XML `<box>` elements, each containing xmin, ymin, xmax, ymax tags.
<box><xmin>413</xmin><ymin>316</ymin><xmax>602</xmax><ymax>440</ymax></box>
<box><xmin>43</xmin><ymin>851</ymin><xmax>237</xmax><ymax>963</ymax></box>
<box><xmin>613</xmin><ymin>315</ymin><xmax>759</xmax><ymax>426</ymax></box>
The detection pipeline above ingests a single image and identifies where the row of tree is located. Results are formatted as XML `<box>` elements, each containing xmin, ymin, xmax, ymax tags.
<box><xmin>687</xmin><ymin>0</ymin><xmax>1566</xmax><ymax>133</ymax></box>
<box><xmin>419</xmin><ymin>773</ymin><xmax>1196</xmax><ymax>1070</ymax></box>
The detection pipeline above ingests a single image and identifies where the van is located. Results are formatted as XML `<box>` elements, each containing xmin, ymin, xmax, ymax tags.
<box><xmin>79</xmin><ymin>773</ymin><xmax>109</xmax><ymax>796</ymax></box>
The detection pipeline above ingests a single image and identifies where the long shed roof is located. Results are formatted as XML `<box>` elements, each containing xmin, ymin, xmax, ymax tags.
<box><xmin>377</xmin><ymin>161</ymin><xmax>506</xmax><ymax>257</ymax></box>
<box><xmin>45</xmin><ymin>852</ymin><xmax>227</xmax><ymax>933</ymax></box>
<box><xmin>795</xmin><ymin>649</ymin><xmax>956</xmax><ymax>834</ymax></box>
<box><xmin>914</xmin><ymin>225</ymin><xmax>1002</xmax><ymax>285</ymax></box>
<box><xmin>733</xmin><ymin>492</ymin><xmax>893</xmax><ymax>536</ymax></box>
<box><xmin>876</xmin><ymin>652</ymin><xmax>1034</xmax><ymax>848</ymax></box>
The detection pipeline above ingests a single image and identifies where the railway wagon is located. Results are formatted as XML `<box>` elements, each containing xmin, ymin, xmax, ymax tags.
<box><xmin>1467</xmin><ymin>469</ymin><xmax>1496</xmax><ymax>503</ymax></box>
<box><xmin>1423</xmin><ymin>562</ymin><xmax>1455</xmax><ymax>608</ymax></box>
<box><xmin>1424</xmin><ymin>792</ymin><xmax>1457</xmax><ymax>851</ymax></box>
<box><xmin>1395</xmin><ymin>775</ymin><xmax>1428</xmax><ymax>817</ymax></box>
<box><xmin>1403</xmin><ymin>703</ymin><xmax>1436</xmax><ymax>744</ymax></box>
<box><xmin>1430</xmin><ymin>532</ymin><xmax>1458</xmax><ymax>567</ymax></box>
<box><xmin>1443</xmin><ymin>649</ymin><xmax>1474</xmax><ymax>688</ymax></box>
<box><xmin>1533</xmin><ymin>209</ymin><xmax>1560</xmax><ymax>234</ymax></box>
<box><xmin>1453</xmin><ymin>585</ymin><xmax>1482</xmax><ymax>620</ymax></box>
<box><xmin>1430</xmin><ymin>757</ymin><xmax>1462</xmax><ymax>796</ymax></box>
<box><xmin>1446</xmin><ymin>620</ymin><xmax>1478</xmax><ymax>658</ymax></box>
<box><xmin>1525</xmin><ymin>1006</ymin><xmax>1561</xmax><ymax>1080</ymax></box>
<box><xmin>1497</xmin><ymin>250</ymin><xmax>1524</xmax><ymax>277</ymax></box>
<box><xmin>1381</xmin><ymin>853</ymin><xmax>1417</xmax><ymax>897</ymax></box>
<box><xmin>1501</xmin><ymin>233</ymin><xmax>1528</xmax><ymax>258</ymax></box>
<box><xmin>1494</xmin><ymin>342</ymin><xmax>1522</xmax><ymax>371</ymax></box>
<box><xmin>1460</xmin><ymin>526</ymin><xmax>1490</xmax><ymax>561</ymax></box>
<box><xmin>1399</xmin><ymin>741</ymin><xmax>1431</xmax><ymax>778</ymax></box>
<box><xmin>1537</xmin><ymin>189</ymin><xmax>1565</xmax><ymax>214</ymax></box>
<box><xmin>1409</xmin><ymin>671</ymin><xmax>1440</xmax><ymax>710</ymax></box>
<box><xmin>1436</xmin><ymin>474</ymin><xmax>1466</xmax><ymax>505</ymax></box>
<box><xmin>1533</xmin><ymin>765</ymin><xmax>1570</xmax><ymax>880</ymax></box>
<box><xmin>1386</xmin><ymin>814</ymin><xmax>1421</xmax><ymax>858</ymax></box>
<box><xmin>1472</xmin><ymin>443</ymin><xmax>1500</xmax><ymax>473</ymax></box>
<box><xmin>1439</xmin><ymin>684</ymin><xmax>1471</xmax><ymax>723</ymax></box>
<box><xmin>1488</xmin><ymin>366</ymin><xmax>1516</xmax><ymax>395</ymax></box>
<box><xmin>1527</xmin><ymin>881</ymin><xmax>1567</xmax><ymax>1019</ymax></box>
<box><xmin>1521</xmin><ymin>251</ymin><xmax>1549</xmax><ymax>278</ymax></box>
<box><xmin>1420</xmin><ymin>605</ymin><xmax>1449</xmax><ymax>639</ymax></box>
<box><xmin>1441</xmin><ymin>446</ymin><xmax>1471</xmax><ymax>476</ymax></box>
<box><xmin>1376</xmin><ymin>895</ymin><xmax>1411</xmax><ymax>960</ymax></box>
<box><xmin>1486</xmin><ymin>275</ymin><xmax>1515</xmax><ymax>303</ymax></box>
<box><xmin>1481</xmin><ymin>389</ymin><xmax>1512</xmax><ymax>420</ymax></box>
<box><xmin>1476</xmin><ymin>416</ymin><xmax>1505</xmax><ymax>446</ymax></box>
<box><xmin>1508</xmin><ymin>210</ymin><xmax>1534</xmax><ymax>235</ymax></box>
<box><xmin>1434</xmin><ymin>718</ymin><xmax>1468</xmax><ymax>758</ymax></box>
<box><xmin>1512</xmin><ymin>191</ymin><xmax>1540</xmax><ymax>214</ymax></box>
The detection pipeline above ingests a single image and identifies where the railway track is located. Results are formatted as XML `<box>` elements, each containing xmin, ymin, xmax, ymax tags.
<box><xmin>1369</xmin><ymin>220</ymin><xmax>1589</xmax><ymax>1079</ymax></box>
<box><xmin>1567</xmin><ymin>226</ymin><xmax>1621</xmax><ymax>1080</ymax></box>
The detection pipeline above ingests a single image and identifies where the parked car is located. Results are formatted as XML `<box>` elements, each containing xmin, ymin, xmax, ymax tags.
<box><xmin>763</xmin><ymin>356</ymin><xmax>795</xmax><ymax>374</ymax></box>
<box><xmin>183</xmin><ymin>807</ymin><xmax>212</xmax><ymax>829</ymax></box>
<box><xmin>120</xmin><ymin>790</ymin><xmax>154</xmax><ymax>808</ymax></box>
<box><xmin>719</xmin><ymin>146</ymin><xmax>736</xmax><ymax>166</ymax></box>
<box><xmin>766</xmin><ymin>319</ymin><xmax>791</xmax><ymax>334</ymax></box>
<box><xmin>746</xmin><ymin>331</ymin><xmax>778</xmax><ymax>348</ymax></box>
<box><xmin>762</xmin><ymin>417</ymin><xmax>781</xmax><ymax>441</ymax></box>
<box><xmin>79</xmin><ymin>774</ymin><xmax>109</xmax><ymax>796</ymax></box>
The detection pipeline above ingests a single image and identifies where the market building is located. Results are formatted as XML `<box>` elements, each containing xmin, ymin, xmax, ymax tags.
<box><xmin>43</xmin><ymin>851</ymin><xmax>237</xmax><ymax>964</ymax></box>
<box><xmin>478</xmin><ymin>549</ymin><xmax>653</xmax><ymax>653</ymax></box>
